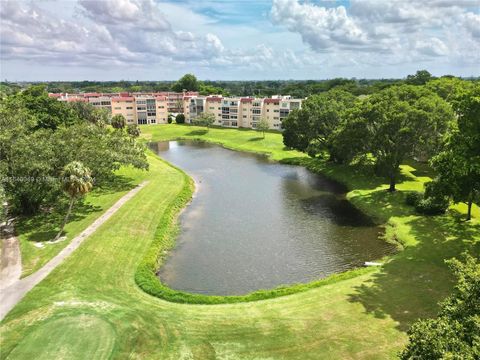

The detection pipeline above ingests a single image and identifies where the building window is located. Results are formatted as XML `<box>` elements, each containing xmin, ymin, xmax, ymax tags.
<box><xmin>126</xmin><ymin>107</ymin><xmax>133</xmax><ymax>110</ymax></box>
<box><xmin>114</xmin><ymin>107</ymin><xmax>121</xmax><ymax>110</ymax></box>
<box><xmin>231</xmin><ymin>121</ymin><xmax>238</xmax><ymax>127</ymax></box>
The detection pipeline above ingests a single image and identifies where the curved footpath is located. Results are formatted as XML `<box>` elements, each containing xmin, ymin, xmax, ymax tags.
<box><xmin>0</xmin><ymin>220</ymin><xmax>22</xmax><ymax>290</ymax></box>
<box><xmin>0</xmin><ymin>181</ymin><xmax>148</xmax><ymax>321</ymax></box>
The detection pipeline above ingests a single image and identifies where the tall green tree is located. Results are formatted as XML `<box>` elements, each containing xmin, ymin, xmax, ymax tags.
<box><xmin>358</xmin><ymin>85</ymin><xmax>454</xmax><ymax>191</ymax></box>
<box><xmin>406</xmin><ymin>70</ymin><xmax>433</xmax><ymax>85</ymax></box>
<box><xmin>256</xmin><ymin>118</ymin><xmax>270</xmax><ymax>139</ymax></box>
<box><xmin>401</xmin><ymin>254</ymin><xmax>480</xmax><ymax>359</ymax></box>
<box><xmin>0</xmin><ymin>96</ymin><xmax>58</xmax><ymax>214</ymax></box>
<box><xmin>282</xmin><ymin>89</ymin><xmax>356</xmax><ymax>159</ymax></box>
<box><xmin>69</xmin><ymin>101</ymin><xmax>110</xmax><ymax>127</ymax></box>
<box><xmin>172</xmin><ymin>74</ymin><xmax>199</xmax><ymax>92</ymax></box>
<box><xmin>17</xmin><ymin>85</ymin><xmax>77</xmax><ymax>129</ymax></box>
<box><xmin>0</xmin><ymin>89</ymin><xmax>148</xmax><ymax>215</ymax></box>
<box><xmin>193</xmin><ymin>112</ymin><xmax>215</xmax><ymax>128</ymax></box>
<box><xmin>430</xmin><ymin>84</ymin><xmax>480</xmax><ymax>220</ymax></box>
<box><xmin>54</xmin><ymin>161</ymin><xmax>93</xmax><ymax>241</ymax></box>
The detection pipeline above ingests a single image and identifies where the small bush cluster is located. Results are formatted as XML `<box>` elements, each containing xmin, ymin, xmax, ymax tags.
<box><xmin>404</xmin><ymin>191</ymin><xmax>449</xmax><ymax>215</ymax></box>
<box><xmin>405</xmin><ymin>192</ymin><xmax>423</xmax><ymax>207</ymax></box>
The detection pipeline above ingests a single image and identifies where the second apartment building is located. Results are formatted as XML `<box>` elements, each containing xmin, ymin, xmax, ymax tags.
<box><xmin>184</xmin><ymin>95</ymin><xmax>302</xmax><ymax>129</ymax></box>
<box><xmin>111</xmin><ymin>95</ymin><xmax>169</xmax><ymax>125</ymax></box>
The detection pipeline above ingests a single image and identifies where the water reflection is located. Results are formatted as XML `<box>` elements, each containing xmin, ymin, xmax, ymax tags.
<box><xmin>150</xmin><ymin>140</ymin><xmax>394</xmax><ymax>295</ymax></box>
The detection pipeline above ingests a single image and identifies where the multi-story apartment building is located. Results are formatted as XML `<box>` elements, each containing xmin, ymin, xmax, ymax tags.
<box><xmin>111</xmin><ymin>96</ymin><xmax>135</xmax><ymax>124</ymax></box>
<box><xmin>186</xmin><ymin>95</ymin><xmax>302</xmax><ymax>129</ymax></box>
<box><xmin>87</xmin><ymin>95</ymin><xmax>112</xmax><ymax>112</ymax></box>
<box><xmin>49</xmin><ymin>92</ymin><xmax>302</xmax><ymax>129</ymax></box>
<box><xmin>111</xmin><ymin>95</ymin><xmax>169</xmax><ymax>125</ymax></box>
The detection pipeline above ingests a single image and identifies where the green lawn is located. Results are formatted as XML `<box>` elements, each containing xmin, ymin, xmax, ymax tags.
<box><xmin>16</xmin><ymin>168</ymin><xmax>144</xmax><ymax>277</ymax></box>
<box><xmin>1</xmin><ymin>124</ymin><xmax>478</xmax><ymax>359</ymax></box>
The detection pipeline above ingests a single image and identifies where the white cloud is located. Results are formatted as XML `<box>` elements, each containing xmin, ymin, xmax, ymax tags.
<box><xmin>270</xmin><ymin>0</ymin><xmax>480</xmax><ymax>65</ymax></box>
<box><xmin>1</xmin><ymin>0</ymin><xmax>478</xmax><ymax>80</ymax></box>
<box><xmin>415</xmin><ymin>38</ymin><xmax>449</xmax><ymax>57</ymax></box>
<box><xmin>78</xmin><ymin>0</ymin><xmax>171</xmax><ymax>31</ymax></box>
<box><xmin>271</xmin><ymin>0</ymin><xmax>367</xmax><ymax>50</ymax></box>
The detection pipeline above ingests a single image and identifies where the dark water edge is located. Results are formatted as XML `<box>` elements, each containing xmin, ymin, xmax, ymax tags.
<box><xmin>149</xmin><ymin>140</ymin><xmax>395</xmax><ymax>295</ymax></box>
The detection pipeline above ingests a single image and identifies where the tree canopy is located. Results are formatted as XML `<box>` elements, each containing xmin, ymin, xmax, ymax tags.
<box><xmin>429</xmin><ymin>84</ymin><xmax>480</xmax><ymax>220</ymax></box>
<box><xmin>172</xmin><ymin>74</ymin><xmax>199</xmax><ymax>92</ymax></box>
<box><xmin>401</xmin><ymin>254</ymin><xmax>480</xmax><ymax>359</ymax></box>
<box><xmin>282</xmin><ymin>89</ymin><xmax>356</xmax><ymax>158</ymax></box>
<box><xmin>0</xmin><ymin>88</ymin><xmax>148</xmax><ymax>216</ymax></box>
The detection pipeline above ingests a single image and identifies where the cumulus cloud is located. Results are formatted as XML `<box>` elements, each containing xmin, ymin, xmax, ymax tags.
<box><xmin>1</xmin><ymin>0</ymin><xmax>478</xmax><ymax>79</ymax></box>
<box><xmin>0</xmin><ymin>0</ymin><xmax>227</xmax><ymax>68</ymax></box>
<box><xmin>270</xmin><ymin>0</ymin><xmax>480</xmax><ymax>64</ymax></box>
<box><xmin>78</xmin><ymin>0</ymin><xmax>170</xmax><ymax>31</ymax></box>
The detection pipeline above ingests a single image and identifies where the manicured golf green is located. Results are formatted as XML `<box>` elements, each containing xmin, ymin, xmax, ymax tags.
<box><xmin>1</xmin><ymin>125</ymin><xmax>478</xmax><ymax>359</ymax></box>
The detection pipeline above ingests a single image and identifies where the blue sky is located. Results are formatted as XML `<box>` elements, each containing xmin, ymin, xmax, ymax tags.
<box><xmin>1</xmin><ymin>0</ymin><xmax>479</xmax><ymax>81</ymax></box>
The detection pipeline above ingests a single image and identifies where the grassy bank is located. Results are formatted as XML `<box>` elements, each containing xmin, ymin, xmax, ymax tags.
<box><xmin>16</xmin><ymin>167</ymin><xmax>144</xmax><ymax>277</ymax></box>
<box><xmin>1</xmin><ymin>124</ymin><xmax>478</xmax><ymax>359</ymax></box>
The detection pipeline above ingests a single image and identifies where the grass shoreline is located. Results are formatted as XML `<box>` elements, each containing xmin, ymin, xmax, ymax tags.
<box><xmin>135</xmin><ymin>138</ymin><xmax>395</xmax><ymax>304</ymax></box>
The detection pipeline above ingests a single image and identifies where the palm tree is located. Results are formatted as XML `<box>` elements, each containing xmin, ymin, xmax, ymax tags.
<box><xmin>54</xmin><ymin>161</ymin><xmax>93</xmax><ymax>241</ymax></box>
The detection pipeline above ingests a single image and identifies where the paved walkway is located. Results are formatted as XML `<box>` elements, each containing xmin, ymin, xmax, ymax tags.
<box><xmin>0</xmin><ymin>181</ymin><xmax>148</xmax><ymax>321</ymax></box>
<box><xmin>0</xmin><ymin>220</ymin><xmax>22</xmax><ymax>290</ymax></box>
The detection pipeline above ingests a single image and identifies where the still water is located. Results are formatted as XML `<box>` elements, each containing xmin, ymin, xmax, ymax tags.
<box><xmin>150</xmin><ymin>140</ymin><xmax>393</xmax><ymax>295</ymax></box>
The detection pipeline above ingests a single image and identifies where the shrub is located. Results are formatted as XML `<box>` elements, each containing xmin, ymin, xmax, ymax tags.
<box><xmin>175</xmin><ymin>114</ymin><xmax>185</xmax><ymax>124</ymax></box>
<box><xmin>401</xmin><ymin>254</ymin><xmax>480</xmax><ymax>359</ymax></box>
<box><xmin>405</xmin><ymin>188</ymin><xmax>449</xmax><ymax>216</ymax></box>
<box><xmin>167</xmin><ymin>115</ymin><xmax>173</xmax><ymax>124</ymax></box>
<box><xmin>415</xmin><ymin>197</ymin><xmax>449</xmax><ymax>215</ymax></box>
<box><xmin>405</xmin><ymin>191</ymin><xmax>423</xmax><ymax>207</ymax></box>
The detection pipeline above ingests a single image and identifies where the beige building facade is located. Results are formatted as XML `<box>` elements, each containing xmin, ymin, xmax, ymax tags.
<box><xmin>187</xmin><ymin>95</ymin><xmax>302</xmax><ymax>130</ymax></box>
<box><xmin>50</xmin><ymin>92</ymin><xmax>302</xmax><ymax>129</ymax></box>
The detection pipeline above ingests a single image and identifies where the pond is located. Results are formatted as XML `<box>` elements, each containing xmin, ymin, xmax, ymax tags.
<box><xmin>150</xmin><ymin>140</ymin><xmax>394</xmax><ymax>295</ymax></box>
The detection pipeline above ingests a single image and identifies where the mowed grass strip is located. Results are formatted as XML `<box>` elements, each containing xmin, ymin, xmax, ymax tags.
<box><xmin>0</xmin><ymin>125</ymin><xmax>478</xmax><ymax>359</ymax></box>
<box><xmin>17</xmin><ymin>166</ymin><xmax>145</xmax><ymax>277</ymax></box>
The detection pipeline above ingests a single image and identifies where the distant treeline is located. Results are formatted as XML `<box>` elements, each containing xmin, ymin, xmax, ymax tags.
<box><xmin>2</xmin><ymin>70</ymin><xmax>478</xmax><ymax>98</ymax></box>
